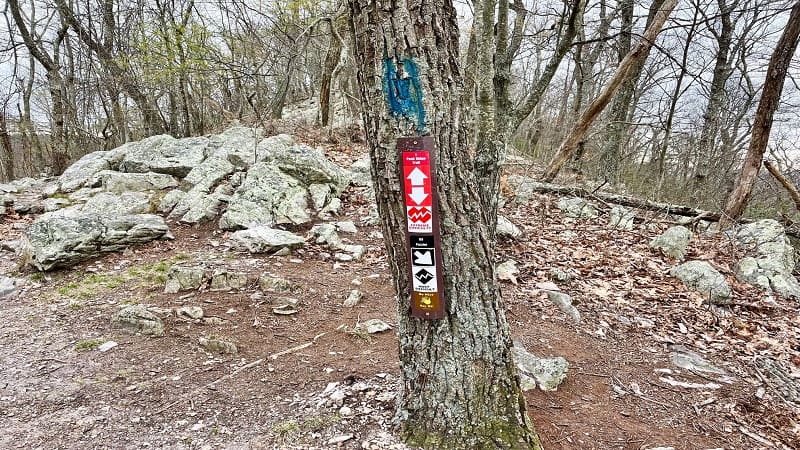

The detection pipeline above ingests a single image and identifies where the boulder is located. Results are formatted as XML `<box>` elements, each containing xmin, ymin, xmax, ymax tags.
<box><xmin>88</xmin><ymin>170</ymin><xmax>179</xmax><ymax>193</ymax></box>
<box><xmin>182</xmin><ymin>156</ymin><xmax>235</xmax><ymax>192</ymax></box>
<box><xmin>173</xmin><ymin>187</ymin><xmax>229</xmax><ymax>225</ymax></box>
<box><xmin>207</xmin><ymin>126</ymin><xmax>264</xmax><ymax>169</ymax></box>
<box><xmin>219</xmin><ymin>163</ymin><xmax>310</xmax><ymax>230</ymax></box>
<box><xmin>259</xmin><ymin>142</ymin><xmax>348</xmax><ymax>190</ymax></box>
<box><xmin>0</xmin><ymin>276</ymin><xmax>21</xmax><ymax>299</ymax></box>
<box><xmin>505</xmin><ymin>175</ymin><xmax>539</xmax><ymax>204</ymax></box>
<box><xmin>731</xmin><ymin>219</ymin><xmax>800</xmax><ymax>299</ymax></box>
<box><xmin>229</xmin><ymin>226</ymin><xmax>305</xmax><ymax>253</ymax></box>
<box><xmin>348</xmin><ymin>155</ymin><xmax>372</xmax><ymax>186</ymax></box>
<box><xmin>58</xmin><ymin>150</ymin><xmax>119</xmax><ymax>192</ymax></box>
<box><xmin>258</xmin><ymin>274</ymin><xmax>295</xmax><ymax>293</ymax></box>
<box><xmin>210</xmin><ymin>270</ymin><xmax>249</xmax><ymax>291</ymax></box>
<box><xmin>557</xmin><ymin>197</ymin><xmax>599</xmax><ymax>218</ymax></box>
<box><xmin>497</xmin><ymin>215</ymin><xmax>522</xmax><ymax>238</ymax></box>
<box><xmin>608</xmin><ymin>205</ymin><xmax>635</xmax><ymax>230</ymax></box>
<box><xmin>199</xmin><ymin>337</ymin><xmax>238</xmax><ymax>354</ymax></box>
<box><xmin>118</xmin><ymin>134</ymin><xmax>208</xmax><ymax>178</ymax></box>
<box><xmin>512</xmin><ymin>344</ymin><xmax>568</xmax><ymax>392</ymax></box>
<box><xmin>649</xmin><ymin>226</ymin><xmax>693</xmax><ymax>260</ymax></box>
<box><xmin>27</xmin><ymin>214</ymin><xmax>171</xmax><ymax>271</ymax></box>
<box><xmin>158</xmin><ymin>189</ymin><xmax>186</xmax><ymax>214</ymax></box>
<box><xmin>42</xmin><ymin>197</ymin><xmax>71</xmax><ymax>212</ymax></box>
<box><xmin>164</xmin><ymin>266</ymin><xmax>207</xmax><ymax>294</ymax></box>
<box><xmin>111</xmin><ymin>305</ymin><xmax>165</xmax><ymax>336</ymax></box>
<box><xmin>670</xmin><ymin>261</ymin><xmax>731</xmax><ymax>304</ymax></box>
<box><xmin>177</xmin><ymin>306</ymin><xmax>204</xmax><ymax>320</ymax></box>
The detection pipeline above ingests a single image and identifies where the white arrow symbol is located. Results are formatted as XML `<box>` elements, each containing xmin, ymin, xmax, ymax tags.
<box><xmin>413</xmin><ymin>250</ymin><xmax>433</xmax><ymax>265</ymax></box>
<box><xmin>408</xmin><ymin>186</ymin><xmax>428</xmax><ymax>205</ymax></box>
<box><xmin>407</xmin><ymin>167</ymin><xmax>428</xmax><ymax>186</ymax></box>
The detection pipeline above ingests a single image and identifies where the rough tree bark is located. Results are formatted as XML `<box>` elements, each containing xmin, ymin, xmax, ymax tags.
<box><xmin>540</xmin><ymin>0</ymin><xmax>678</xmax><ymax>183</ymax></box>
<box><xmin>720</xmin><ymin>0</ymin><xmax>800</xmax><ymax>228</ymax></box>
<box><xmin>346</xmin><ymin>0</ymin><xmax>541</xmax><ymax>447</ymax></box>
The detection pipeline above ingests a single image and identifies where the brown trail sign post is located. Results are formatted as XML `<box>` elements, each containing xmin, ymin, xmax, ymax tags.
<box><xmin>398</xmin><ymin>137</ymin><xmax>445</xmax><ymax>319</ymax></box>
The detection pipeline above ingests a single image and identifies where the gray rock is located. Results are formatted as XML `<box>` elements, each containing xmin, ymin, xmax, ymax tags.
<box><xmin>177</xmin><ymin>306</ymin><xmax>204</xmax><ymax>320</ymax></box>
<box><xmin>220</xmin><ymin>163</ymin><xmax>310</xmax><ymax>230</ymax></box>
<box><xmin>258</xmin><ymin>274</ymin><xmax>294</xmax><ymax>293</ymax></box>
<box><xmin>512</xmin><ymin>344</ymin><xmax>568</xmax><ymax>392</ymax></box>
<box><xmin>731</xmin><ymin>219</ymin><xmax>800</xmax><ymax>299</ymax></box>
<box><xmin>358</xmin><ymin>319</ymin><xmax>392</xmax><ymax>334</ymax></box>
<box><xmin>497</xmin><ymin>215</ymin><xmax>522</xmax><ymax>238</ymax></box>
<box><xmin>557</xmin><ymin>197</ymin><xmax>599</xmax><ymax>218</ymax></box>
<box><xmin>670</xmin><ymin>261</ymin><xmax>731</xmax><ymax>304</ymax></box>
<box><xmin>349</xmin><ymin>155</ymin><xmax>372</xmax><ymax>186</ymax></box>
<box><xmin>82</xmin><ymin>191</ymin><xmax>155</xmax><ymax>216</ymax></box>
<box><xmin>199</xmin><ymin>337</ymin><xmax>237</xmax><ymax>354</ymax></box>
<box><xmin>671</xmin><ymin>345</ymin><xmax>728</xmax><ymax>378</ymax></box>
<box><xmin>89</xmin><ymin>170</ymin><xmax>179</xmax><ymax>193</ymax></box>
<box><xmin>505</xmin><ymin>175</ymin><xmax>539</xmax><ymax>204</ymax></box>
<box><xmin>0</xmin><ymin>276</ymin><xmax>20</xmax><ymax>298</ymax></box>
<box><xmin>259</xmin><ymin>143</ymin><xmax>348</xmax><ymax>190</ymax></box>
<box><xmin>119</xmin><ymin>135</ymin><xmax>208</xmax><ymax>178</ymax></box>
<box><xmin>344</xmin><ymin>289</ymin><xmax>363</xmax><ymax>307</ymax></box>
<box><xmin>250</xmin><ymin>133</ymin><xmax>295</xmax><ymax>166</ymax></box>
<box><xmin>27</xmin><ymin>214</ymin><xmax>171</xmax><ymax>271</ymax></box>
<box><xmin>210</xmin><ymin>270</ymin><xmax>249</xmax><ymax>291</ymax></box>
<box><xmin>496</xmin><ymin>260</ymin><xmax>520</xmax><ymax>284</ymax></box>
<box><xmin>608</xmin><ymin>205</ymin><xmax>635</xmax><ymax>230</ymax></box>
<box><xmin>308</xmin><ymin>183</ymin><xmax>333</xmax><ymax>211</ymax></box>
<box><xmin>182</xmin><ymin>156</ymin><xmax>235</xmax><ymax>192</ymax></box>
<box><xmin>164</xmin><ymin>266</ymin><xmax>207</xmax><ymax>294</ymax></box>
<box><xmin>111</xmin><ymin>305</ymin><xmax>165</xmax><ymax>336</ymax></box>
<box><xmin>229</xmin><ymin>226</ymin><xmax>305</xmax><ymax>253</ymax></box>
<box><xmin>208</xmin><ymin>126</ymin><xmax>264</xmax><ymax>169</ymax></box>
<box><xmin>176</xmin><ymin>188</ymin><xmax>229</xmax><ymax>224</ymax></box>
<box><xmin>336</xmin><ymin>221</ymin><xmax>358</xmax><ymax>234</ymax></box>
<box><xmin>158</xmin><ymin>189</ymin><xmax>186</xmax><ymax>214</ymax></box>
<box><xmin>549</xmin><ymin>268</ymin><xmax>573</xmax><ymax>282</ymax></box>
<box><xmin>42</xmin><ymin>197</ymin><xmax>71</xmax><ymax>212</ymax></box>
<box><xmin>58</xmin><ymin>151</ymin><xmax>115</xmax><ymax>192</ymax></box>
<box><xmin>544</xmin><ymin>290</ymin><xmax>581</xmax><ymax>323</ymax></box>
<box><xmin>650</xmin><ymin>226</ymin><xmax>693</xmax><ymax>260</ymax></box>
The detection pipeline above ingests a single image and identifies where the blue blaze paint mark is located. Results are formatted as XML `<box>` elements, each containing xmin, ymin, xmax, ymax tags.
<box><xmin>382</xmin><ymin>57</ymin><xmax>426</xmax><ymax>134</ymax></box>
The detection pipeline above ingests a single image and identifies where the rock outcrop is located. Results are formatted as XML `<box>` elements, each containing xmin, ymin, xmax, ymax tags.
<box><xmin>731</xmin><ymin>219</ymin><xmax>800</xmax><ymax>299</ymax></box>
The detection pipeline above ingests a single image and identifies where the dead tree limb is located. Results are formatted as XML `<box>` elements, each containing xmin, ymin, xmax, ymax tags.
<box><xmin>764</xmin><ymin>160</ymin><xmax>800</xmax><ymax>213</ymax></box>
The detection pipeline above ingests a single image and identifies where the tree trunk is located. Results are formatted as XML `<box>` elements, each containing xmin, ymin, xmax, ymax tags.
<box><xmin>320</xmin><ymin>18</ymin><xmax>344</xmax><ymax>127</ymax></box>
<box><xmin>511</xmin><ymin>0</ymin><xmax>585</xmax><ymax>132</ymax></box>
<box><xmin>540</xmin><ymin>0</ymin><xmax>678</xmax><ymax>182</ymax></box>
<box><xmin>721</xmin><ymin>0</ymin><xmax>800</xmax><ymax>227</ymax></box>
<box><xmin>694</xmin><ymin>0</ymin><xmax>736</xmax><ymax>185</ymax></box>
<box><xmin>346</xmin><ymin>0</ymin><xmax>541</xmax><ymax>447</ymax></box>
<box><xmin>600</xmin><ymin>0</ymin><xmax>666</xmax><ymax>184</ymax></box>
<box><xmin>0</xmin><ymin>110</ymin><xmax>14</xmax><ymax>181</ymax></box>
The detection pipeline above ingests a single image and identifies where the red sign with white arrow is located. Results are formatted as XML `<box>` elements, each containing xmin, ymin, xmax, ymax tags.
<box><xmin>402</xmin><ymin>151</ymin><xmax>433</xmax><ymax>233</ymax></box>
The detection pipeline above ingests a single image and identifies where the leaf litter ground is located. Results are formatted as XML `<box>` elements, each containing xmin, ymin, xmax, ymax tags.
<box><xmin>0</xmin><ymin>147</ymin><xmax>798</xmax><ymax>449</ymax></box>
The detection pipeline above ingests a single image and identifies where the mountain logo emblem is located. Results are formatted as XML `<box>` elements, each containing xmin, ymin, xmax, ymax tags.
<box><xmin>408</xmin><ymin>207</ymin><xmax>431</xmax><ymax>223</ymax></box>
<box><xmin>414</xmin><ymin>269</ymin><xmax>434</xmax><ymax>284</ymax></box>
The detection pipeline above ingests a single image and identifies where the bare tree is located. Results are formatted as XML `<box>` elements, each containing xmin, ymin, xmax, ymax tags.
<box><xmin>721</xmin><ymin>0</ymin><xmax>800</xmax><ymax>226</ymax></box>
<box><xmin>541</xmin><ymin>0</ymin><xmax>679</xmax><ymax>182</ymax></box>
<box><xmin>346</xmin><ymin>0</ymin><xmax>542</xmax><ymax>446</ymax></box>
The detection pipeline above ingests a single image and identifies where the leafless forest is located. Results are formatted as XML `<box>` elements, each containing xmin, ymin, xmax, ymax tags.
<box><xmin>2</xmin><ymin>0</ymin><xmax>800</xmax><ymax>222</ymax></box>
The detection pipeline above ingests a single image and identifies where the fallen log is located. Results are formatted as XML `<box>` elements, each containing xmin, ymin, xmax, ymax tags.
<box><xmin>517</xmin><ymin>180</ymin><xmax>722</xmax><ymax>219</ymax></box>
<box><xmin>515</xmin><ymin>180</ymin><xmax>800</xmax><ymax>239</ymax></box>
